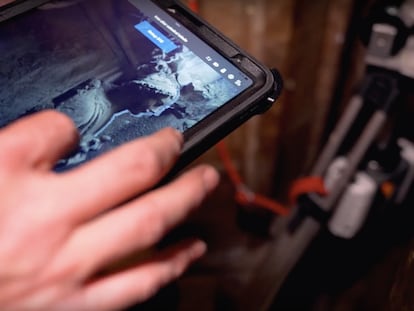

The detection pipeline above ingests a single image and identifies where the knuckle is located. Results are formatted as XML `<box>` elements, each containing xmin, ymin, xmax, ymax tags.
<box><xmin>149</xmin><ymin>217</ymin><xmax>167</xmax><ymax>241</ymax></box>
<box><xmin>135</xmin><ymin>148</ymin><xmax>165</xmax><ymax>177</ymax></box>
<box><xmin>187</xmin><ymin>178</ymin><xmax>208</xmax><ymax>205</ymax></box>
<box><xmin>46</xmin><ymin>252</ymin><xmax>85</xmax><ymax>282</ymax></box>
<box><xmin>141</xmin><ymin>207</ymin><xmax>167</xmax><ymax>241</ymax></box>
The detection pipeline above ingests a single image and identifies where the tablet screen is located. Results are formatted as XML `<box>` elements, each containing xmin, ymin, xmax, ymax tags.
<box><xmin>0</xmin><ymin>0</ymin><xmax>252</xmax><ymax>170</ymax></box>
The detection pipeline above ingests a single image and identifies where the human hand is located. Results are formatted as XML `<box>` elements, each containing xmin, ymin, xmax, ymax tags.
<box><xmin>0</xmin><ymin>111</ymin><xmax>219</xmax><ymax>310</ymax></box>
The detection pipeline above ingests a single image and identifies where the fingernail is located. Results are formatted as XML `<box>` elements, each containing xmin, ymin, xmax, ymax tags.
<box><xmin>170</xmin><ymin>128</ymin><xmax>184</xmax><ymax>151</ymax></box>
<box><xmin>191</xmin><ymin>240</ymin><xmax>208</xmax><ymax>259</ymax></box>
<box><xmin>203</xmin><ymin>166</ymin><xmax>220</xmax><ymax>192</ymax></box>
<box><xmin>172</xmin><ymin>128</ymin><xmax>184</xmax><ymax>142</ymax></box>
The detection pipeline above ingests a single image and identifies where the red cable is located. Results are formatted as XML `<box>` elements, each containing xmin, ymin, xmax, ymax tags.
<box><xmin>216</xmin><ymin>141</ymin><xmax>244</xmax><ymax>186</ymax></box>
<box><xmin>187</xmin><ymin>0</ymin><xmax>200</xmax><ymax>13</ymax></box>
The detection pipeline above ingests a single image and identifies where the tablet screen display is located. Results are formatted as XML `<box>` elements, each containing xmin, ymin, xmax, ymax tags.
<box><xmin>0</xmin><ymin>0</ymin><xmax>252</xmax><ymax>170</ymax></box>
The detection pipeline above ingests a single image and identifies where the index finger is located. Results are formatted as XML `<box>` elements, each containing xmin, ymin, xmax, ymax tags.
<box><xmin>58</xmin><ymin>128</ymin><xmax>183</xmax><ymax>224</ymax></box>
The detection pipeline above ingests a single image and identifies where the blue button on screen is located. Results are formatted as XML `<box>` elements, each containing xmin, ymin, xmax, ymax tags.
<box><xmin>135</xmin><ymin>21</ymin><xmax>178</xmax><ymax>53</ymax></box>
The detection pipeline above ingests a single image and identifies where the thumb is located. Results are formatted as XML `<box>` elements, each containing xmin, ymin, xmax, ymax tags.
<box><xmin>0</xmin><ymin>110</ymin><xmax>79</xmax><ymax>171</ymax></box>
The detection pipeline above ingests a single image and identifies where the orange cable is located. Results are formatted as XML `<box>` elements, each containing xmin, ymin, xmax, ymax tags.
<box><xmin>288</xmin><ymin>176</ymin><xmax>328</xmax><ymax>205</ymax></box>
<box><xmin>216</xmin><ymin>140</ymin><xmax>290</xmax><ymax>216</ymax></box>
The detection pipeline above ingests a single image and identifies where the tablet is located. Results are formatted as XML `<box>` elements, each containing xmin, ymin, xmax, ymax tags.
<box><xmin>0</xmin><ymin>0</ymin><xmax>282</xmax><ymax>172</ymax></box>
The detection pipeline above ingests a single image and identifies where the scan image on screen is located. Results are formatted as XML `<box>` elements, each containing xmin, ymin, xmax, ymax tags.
<box><xmin>0</xmin><ymin>0</ymin><xmax>252</xmax><ymax>170</ymax></box>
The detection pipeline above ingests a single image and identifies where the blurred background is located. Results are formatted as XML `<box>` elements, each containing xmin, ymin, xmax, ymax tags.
<box><xmin>137</xmin><ymin>0</ymin><xmax>414</xmax><ymax>310</ymax></box>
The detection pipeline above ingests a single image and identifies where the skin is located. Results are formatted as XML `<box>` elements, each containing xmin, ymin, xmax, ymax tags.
<box><xmin>0</xmin><ymin>110</ymin><xmax>219</xmax><ymax>310</ymax></box>
<box><xmin>0</xmin><ymin>0</ymin><xmax>14</xmax><ymax>5</ymax></box>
